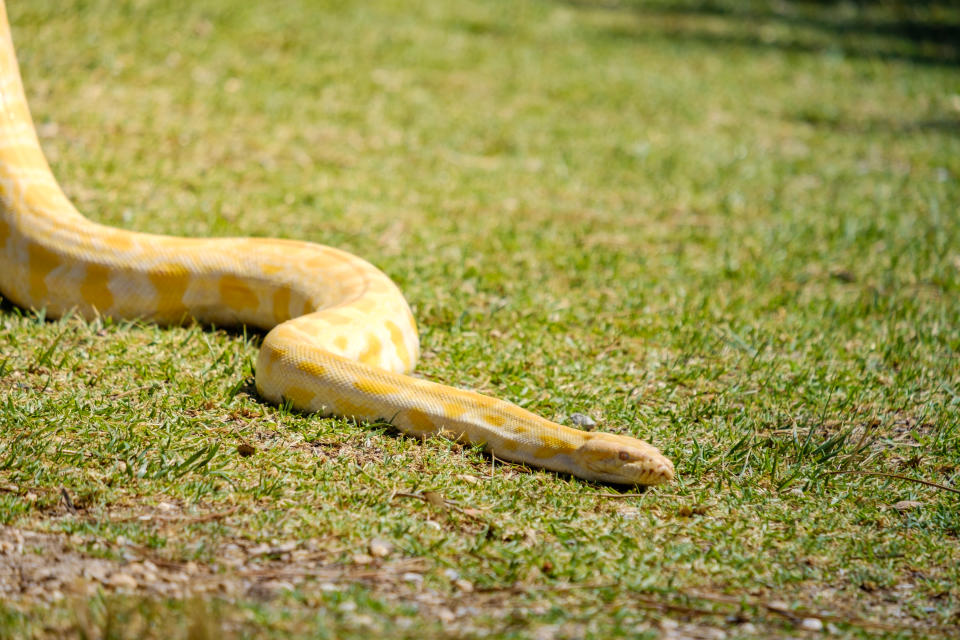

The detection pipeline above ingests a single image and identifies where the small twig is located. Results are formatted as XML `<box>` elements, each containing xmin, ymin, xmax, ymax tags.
<box><xmin>628</xmin><ymin>593</ymin><xmax>749</xmax><ymax>620</ymax></box>
<box><xmin>108</xmin><ymin>383</ymin><xmax>159</xmax><ymax>399</ymax></box>
<box><xmin>823</xmin><ymin>470</ymin><xmax>960</xmax><ymax>495</ymax></box>
<box><xmin>175</xmin><ymin>505</ymin><xmax>241</xmax><ymax>523</ymax></box>
<box><xmin>184</xmin><ymin>556</ymin><xmax>431</xmax><ymax>585</ymax></box>
<box><xmin>476</xmin><ymin>583</ymin><xmax>793</xmax><ymax>622</ymax></box>
<box><xmin>683</xmin><ymin>590</ymin><xmax>800</xmax><ymax>623</ymax></box>
<box><xmin>106</xmin><ymin>506</ymin><xmax>240</xmax><ymax>524</ymax></box>
<box><xmin>474</xmin><ymin>583</ymin><xmax>920</xmax><ymax>633</ymax></box>
<box><xmin>353</xmin><ymin>463</ymin><xmax>389</xmax><ymax>489</ymax></box>
<box><xmin>122</xmin><ymin>544</ymin><xmax>189</xmax><ymax>571</ymax></box>
<box><xmin>475</xmin><ymin>580</ymin><xmax>616</xmax><ymax>594</ymax></box>
<box><xmin>59</xmin><ymin>449</ymin><xmax>124</xmax><ymax>464</ymax></box>
<box><xmin>60</xmin><ymin>487</ymin><xmax>77</xmax><ymax>513</ymax></box>
<box><xmin>595</xmin><ymin>335</ymin><xmax>623</xmax><ymax>359</ymax></box>
<box><xmin>848</xmin><ymin>553</ymin><xmax>905</xmax><ymax>560</ymax></box>
<box><xmin>685</xmin><ymin>590</ymin><xmax>908</xmax><ymax>633</ymax></box>
<box><xmin>393</xmin><ymin>491</ymin><xmax>490</xmax><ymax>524</ymax></box>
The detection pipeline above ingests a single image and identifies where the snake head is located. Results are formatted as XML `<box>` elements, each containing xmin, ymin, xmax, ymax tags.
<box><xmin>574</xmin><ymin>433</ymin><xmax>675</xmax><ymax>486</ymax></box>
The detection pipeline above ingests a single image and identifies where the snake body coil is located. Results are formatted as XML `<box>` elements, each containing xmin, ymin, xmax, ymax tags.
<box><xmin>0</xmin><ymin>4</ymin><xmax>673</xmax><ymax>485</ymax></box>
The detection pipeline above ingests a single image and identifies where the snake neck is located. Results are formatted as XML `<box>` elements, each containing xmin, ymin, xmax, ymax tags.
<box><xmin>0</xmin><ymin>5</ymin><xmax>89</xmax><ymax>245</ymax></box>
<box><xmin>259</xmin><ymin>332</ymin><xmax>593</xmax><ymax>473</ymax></box>
<box><xmin>257</xmin><ymin>335</ymin><xmax>675</xmax><ymax>485</ymax></box>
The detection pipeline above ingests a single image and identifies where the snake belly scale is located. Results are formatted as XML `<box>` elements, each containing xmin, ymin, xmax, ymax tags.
<box><xmin>0</xmin><ymin>3</ymin><xmax>673</xmax><ymax>486</ymax></box>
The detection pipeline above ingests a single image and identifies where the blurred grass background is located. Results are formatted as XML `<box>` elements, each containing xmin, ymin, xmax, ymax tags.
<box><xmin>1</xmin><ymin>0</ymin><xmax>958</xmax><ymax>637</ymax></box>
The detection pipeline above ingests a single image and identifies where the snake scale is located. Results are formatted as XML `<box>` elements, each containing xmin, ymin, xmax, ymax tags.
<box><xmin>0</xmin><ymin>3</ymin><xmax>673</xmax><ymax>485</ymax></box>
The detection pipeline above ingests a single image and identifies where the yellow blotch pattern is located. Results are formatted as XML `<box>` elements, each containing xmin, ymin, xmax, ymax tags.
<box><xmin>335</xmin><ymin>396</ymin><xmax>370</xmax><ymax>420</ymax></box>
<box><xmin>321</xmin><ymin>312</ymin><xmax>352</xmax><ymax>325</ymax></box>
<box><xmin>483</xmin><ymin>413</ymin><xmax>506</xmax><ymax>427</ymax></box>
<box><xmin>404</xmin><ymin>408</ymin><xmax>436</xmax><ymax>435</ymax></box>
<box><xmin>272</xmin><ymin>286</ymin><xmax>291</xmax><ymax>322</ymax></box>
<box><xmin>450</xmin><ymin>388</ymin><xmax>497</xmax><ymax>408</ymax></box>
<box><xmin>533</xmin><ymin>435</ymin><xmax>577</xmax><ymax>458</ymax></box>
<box><xmin>27</xmin><ymin>243</ymin><xmax>59</xmax><ymax>302</ymax></box>
<box><xmin>353</xmin><ymin>377</ymin><xmax>400</xmax><ymax>396</ymax></box>
<box><xmin>100</xmin><ymin>231</ymin><xmax>134</xmax><ymax>251</ymax></box>
<box><xmin>353</xmin><ymin>297</ymin><xmax>378</xmax><ymax>312</ymax></box>
<box><xmin>502</xmin><ymin>403</ymin><xmax>535</xmax><ymax>421</ymax></box>
<box><xmin>260</xmin><ymin>263</ymin><xmax>284</xmax><ymax>275</ymax></box>
<box><xmin>147</xmin><ymin>264</ymin><xmax>191</xmax><ymax>316</ymax></box>
<box><xmin>440</xmin><ymin>401</ymin><xmax>468</xmax><ymax>419</ymax></box>
<box><xmin>283</xmin><ymin>385</ymin><xmax>316</xmax><ymax>408</ymax></box>
<box><xmin>0</xmin><ymin>217</ymin><xmax>9</xmax><ymax>245</ymax></box>
<box><xmin>385</xmin><ymin>320</ymin><xmax>411</xmax><ymax>369</ymax></box>
<box><xmin>219</xmin><ymin>275</ymin><xmax>258</xmax><ymax>311</ymax></box>
<box><xmin>295</xmin><ymin>359</ymin><xmax>327</xmax><ymax>378</ymax></box>
<box><xmin>25</xmin><ymin>184</ymin><xmax>70</xmax><ymax>215</ymax></box>
<box><xmin>80</xmin><ymin>263</ymin><xmax>114</xmax><ymax>312</ymax></box>
<box><xmin>358</xmin><ymin>335</ymin><xmax>382</xmax><ymax>366</ymax></box>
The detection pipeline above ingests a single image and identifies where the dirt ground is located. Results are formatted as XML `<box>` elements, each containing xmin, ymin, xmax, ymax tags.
<box><xmin>2</xmin><ymin>521</ymin><xmax>955</xmax><ymax>639</ymax></box>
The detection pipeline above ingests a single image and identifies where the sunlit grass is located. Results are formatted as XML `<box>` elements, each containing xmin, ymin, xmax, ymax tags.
<box><xmin>1</xmin><ymin>0</ymin><xmax>958</xmax><ymax>637</ymax></box>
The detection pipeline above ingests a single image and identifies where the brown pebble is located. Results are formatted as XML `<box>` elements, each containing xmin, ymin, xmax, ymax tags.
<box><xmin>369</xmin><ymin>538</ymin><xmax>392</xmax><ymax>558</ymax></box>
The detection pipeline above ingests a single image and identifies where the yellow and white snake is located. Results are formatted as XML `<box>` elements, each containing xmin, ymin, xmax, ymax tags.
<box><xmin>0</xmin><ymin>3</ymin><xmax>673</xmax><ymax>486</ymax></box>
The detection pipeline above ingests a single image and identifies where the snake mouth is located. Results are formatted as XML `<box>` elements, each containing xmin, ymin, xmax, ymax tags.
<box><xmin>633</xmin><ymin>456</ymin><xmax>676</xmax><ymax>485</ymax></box>
<box><xmin>610</xmin><ymin>459</ymin><xmax>674</xmax><ymax>485</ymax></box>
<box><xmin>577</xmin><ymin>459</ymin><xmax>672</xmax><ymax>486</ymax></box>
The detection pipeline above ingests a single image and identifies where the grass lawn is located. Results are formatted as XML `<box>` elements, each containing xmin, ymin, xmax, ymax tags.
<box><xmin>1</xmin><ymin>0</ymin><xmax>958</xmax><ymax>637</ymax></box>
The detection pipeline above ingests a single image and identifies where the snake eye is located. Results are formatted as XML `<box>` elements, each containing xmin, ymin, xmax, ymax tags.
<box><xmin>618</xmin><ymin>450</ymin><xmax>632</xmax><ymax>461</ymax></box>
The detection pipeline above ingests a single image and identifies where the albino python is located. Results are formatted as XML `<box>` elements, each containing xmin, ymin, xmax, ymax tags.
<box><xmin>0</xmin><ymin>3</ymin><xmax>673</xmax><ymax>486</ymax></box>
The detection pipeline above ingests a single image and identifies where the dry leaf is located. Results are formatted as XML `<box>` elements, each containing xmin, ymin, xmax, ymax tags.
<box><xmin>423</xmin><ymin>491</ymin><xmax>446</xmax><ymax>509</ymax></box>
<box><xmin>892</xmin><ymin>500</ymin><xmax>922</xmax><ymax>511</ymax></box>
